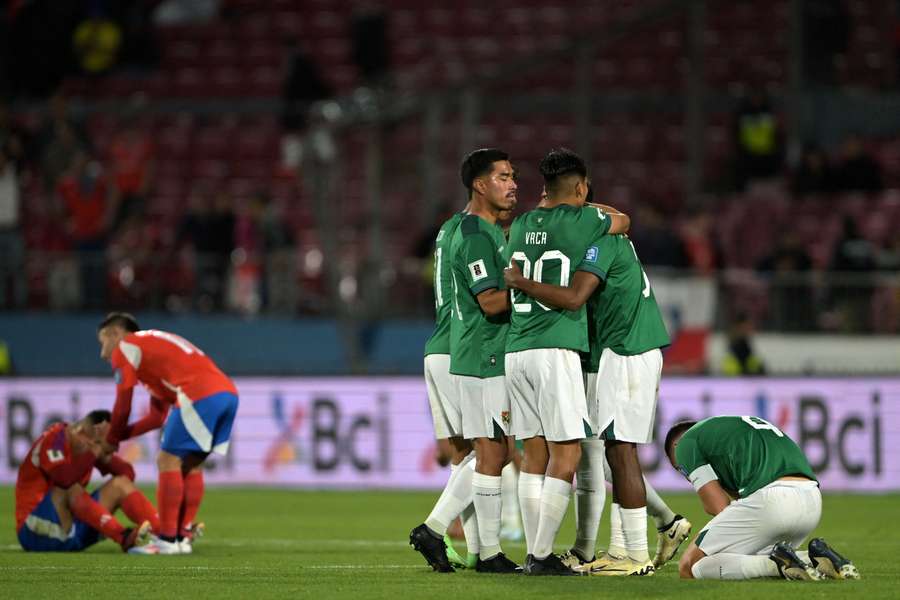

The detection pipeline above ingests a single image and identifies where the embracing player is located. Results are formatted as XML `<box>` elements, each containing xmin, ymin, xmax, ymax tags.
<box><xmin>505</xmin><ymin>183</ymin><xmax>676</xmax><ymax>575</ymax></box>
<box><xmin>15</xmin><ymin>409</ymin><xmax>158</xmax><ymax>553</ymax></box>
<box><xmin>503</xmin><ymin>149</ymin><xmax>629</xmax><ymax>575</ymax></box>
<box><xmin>665</xmin><ymin>416</ymin><xmax>859</xmax><ymax>581</ymax></box>
<box><xmin>97</xmin><ymin>312</ymin><xmax>239</xmax><ymax>554</ymax></box>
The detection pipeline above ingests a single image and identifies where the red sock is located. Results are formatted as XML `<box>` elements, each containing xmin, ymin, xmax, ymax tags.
<box><xmin>180</xmin><ymin>471</ymin><xmax>205</xmax><ymax>538</ymax></box>
<box><xmin>71</xmin><ymin>491</ymin><xmax>126</xmax><ymax>545</ymax></box>
<box><xmin>121</xmin><ymin>490</ymin><xmax>161</xmax><ymax>534</ymax></box>
<box><xmin>157</xmin><ymin>470</ymin><xmax>184</xmax><ymax>539</ymax></box>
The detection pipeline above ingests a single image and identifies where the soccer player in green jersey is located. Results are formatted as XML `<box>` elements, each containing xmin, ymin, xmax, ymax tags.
<box><xmin>504</xmin><ymin>221</ymin><xmax>670</xmax><ymax>576</ymax></box>
<box><xmin>503</xmin><ymin>149</ymin><xmax>629</xmax><ymax>575</ymax></box>
<box><xmin>412</xmin><ymin>148</ymin><xmax>519</xmax><ymax>574</ymax></box>
<box><xmin>664</xmin><ymin>417</ymin><xmax>860</xmax><ymax>581</ymax></box>
<box><xmin>413</xmin><ymin>203</ymin><xmax>479</xmax><ymax>572</ymax></box>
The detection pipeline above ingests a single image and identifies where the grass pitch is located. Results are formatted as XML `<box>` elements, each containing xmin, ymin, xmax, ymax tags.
<box><xmin>0</xmin><ymin>487</ymin><xmax>897</xmax><ymax>599</ymax></box>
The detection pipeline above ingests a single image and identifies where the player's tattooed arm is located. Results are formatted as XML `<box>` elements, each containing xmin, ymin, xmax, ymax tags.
<box><xmin>504</xmin><ymin>267</ymin><xmax>600</xmax><ymax>311</ymax></box>
<box><xmin>587</xmin><ymin>202</ymin><xmax>630</xmax><ymax>234</ymax></box>
<box><xmin>476</xmin><ymin>288</ymin><xmax>511</xmax><ymax>316</ymax></box>
<box><xmin>696</xmin><ymin>480</ymin><xmax>732</xmax><ymax>516</ymax></box>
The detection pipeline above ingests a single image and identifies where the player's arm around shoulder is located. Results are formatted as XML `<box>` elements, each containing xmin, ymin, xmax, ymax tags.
<box><xmin>586</xmin><ymin>202</ymin><xmax>630</xmax><ymax>235</ymax></box>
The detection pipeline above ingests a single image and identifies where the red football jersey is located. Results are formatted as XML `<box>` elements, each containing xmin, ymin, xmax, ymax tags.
<box><xmin>110</xmin><ymin>330</ymin><xmax>236</xmax><ymax>405</ymax></box>
<box><xmin>15</xmin><ymin>423</ymin><xmax>90</xmax><ymax>530</ymax></box>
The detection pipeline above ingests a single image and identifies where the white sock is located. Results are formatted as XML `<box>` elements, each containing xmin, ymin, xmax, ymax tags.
<box><xmin>620</xmin><ymin>506</ymin><xmax>649</xmax><ymax>562</ymax></box>
<box><xmin>608</xmin><ymin>502</ymin><xmax>626</xmax><ymax>558</ymax></box>
<box><xmin>518</xmin><ymin>472</ymin><xmax>544</xmax><ymax>556</ymax></box>
<box><xmin>532</xmin><ymin>476</ymin><xmax>572</xmax><ymax>560</ymax></box>
<box><xmin>472</xmin><ymin>472</ymin><xmax>503</xmax><ymax>560</ymax></box>
<box><xmin>644</xmin><ymin>476</ymin><xmax>676</xmax><ymax>529</ymax></box>
<box><xmin>691</xmin><ymin>554</ymin><xmax>780</xmax><ymax>579</ymax></box>
<box><xmin>461</xmin><ymin>503</ymin><xmax>479</xmax><ymax>556</ymax></box>
<box><xmin>424</xmin><ymin>452</ymin><xmax>474</xmax><ymax>535</ymax></box>
<box><xmin>573</xmin><ymin>438</ymin><xmax>605</xmax><ymax>560</ymax></box>
<box><xmin>500</xmin><ymin>462</ymin><xmax>520</xmax><ymax>531</ymax></box>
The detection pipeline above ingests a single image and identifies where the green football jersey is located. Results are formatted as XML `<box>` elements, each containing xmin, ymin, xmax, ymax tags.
<box><xmin>424</xmin><ymin>211</ymin><xmax>466</xmax><ymax>357</ymax></box>
<box><xmin>675</xmin><ymin>416</ymin><xmax>818</xmax><ymax>499</ymax></box>
<box><xmin>505</xmin><ymin>204</ymin><xmax>612</xmax><ymax>353</ymax></box>
<box><xmin>448</xmin><ymin>214</ymin><xmax>509</xmax><ymax>378</ymax></box>
<box><xmin>579</xmin><ymin>234</ymin><xmax>670</xmax><ymax>371</ymax></box>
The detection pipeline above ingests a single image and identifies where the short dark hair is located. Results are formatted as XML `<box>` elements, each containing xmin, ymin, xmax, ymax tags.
<box><xmin>98</xmin><ymin>312</ymin><xmax>140</xmax><ymax>333</ymax></box>
<box><xmin>460</xmin><ymin>148</ymin><xmax>509</xmax><ymax>194</ymax></box>
<box><xmin>85</xmin><ymin>409</ymin><xmax>112</xmax><ymax>425</ymax></box>
<box><xmin>539</xmin><ymin>148</ymin><xmax>587</xmax><ymax>194</ymax></box>
<box><xmin>664</xmin><ymin>420</ymin><xmax>698</xmax><ymax>462</ymax></box>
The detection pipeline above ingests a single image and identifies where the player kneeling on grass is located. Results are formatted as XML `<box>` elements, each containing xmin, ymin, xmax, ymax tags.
<box><xmin>665</xmin><ymin>416</ymin><xmax>859</xmax><ymax>581</ymax></box>
<box><xmin>15</xmin><ymin>410</ymin><xmax>158</xmax><ymax>554</ymax></box>
<box><xmin>97</xmin><ymin>312</ymin><xmax>239</xmax><ymax>555</ymax></box>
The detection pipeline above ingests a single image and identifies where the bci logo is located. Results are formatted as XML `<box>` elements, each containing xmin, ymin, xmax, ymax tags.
<box><xmin>266</xmin><ymin>393</ymin><xmax>390</xmax><ymax>473</ymax></box>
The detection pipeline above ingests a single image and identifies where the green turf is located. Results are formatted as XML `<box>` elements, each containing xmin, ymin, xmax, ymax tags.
<box><xmin>0</xmin><ymin>486</ymin><xmax>897</xmax><ymax>599</ymax></box>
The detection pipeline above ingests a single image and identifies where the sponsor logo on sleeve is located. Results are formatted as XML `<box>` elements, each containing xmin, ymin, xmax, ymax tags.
<box><xmin>584</xmin><ymin>246</ymin><xmax>599</xmax><ymax>263</ymax></box>
<box><xmin>468</xmin><ymin>259</ymin><xmax>487</xmax><ymax>282</ymax></box>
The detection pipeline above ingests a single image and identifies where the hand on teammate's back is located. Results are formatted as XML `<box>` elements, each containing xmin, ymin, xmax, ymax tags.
<box><xmin>504</xmin><ymin>263</ymin><xmax>525</xmax><ymax>289</ymax></box>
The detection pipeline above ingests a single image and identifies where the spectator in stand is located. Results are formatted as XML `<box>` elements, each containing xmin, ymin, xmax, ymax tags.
<box><xmin>832</xmin><ymin>135</ymin><xmax>883</xmax><ymax>193</ymax></box>
<box><xmin>680</xmin><ymin>212</ymin><xmax>718</xmax><ymax>274</ymax></box>
<box><xmin>791</xmin><ymin>144</ymin><xmax>836</xmax><ymax>197</ymax></box>
<box><xmin>721</xmin><ymin>313</ymin><xmax>766</xmax><ymax>376</ymax></box>
<box><xmin>107</xmin><ymin>102</ymin><xmax>155</xmax><ymax>230</ymax></box>
<box><xmin>193</xmin><ymin>191</ymin><xmax>237</xmax><ymax>311</ymax></box>
<box><xmin>0</xmin><ymin>100</ymin><xmax>26</xmax><ymax>169</ymax></box>
<box><xmin>36</xmin><ymin>93</ymin><xmax>90</xmax><ymax>189</ymax></box>
<box><xmin>757</xmin><ymin>231</ymin><xmax>815</xmax><ymax>331</ymax></box>
<box><xmin>57</xmin><ymin>152</ymin><xmax>113</xmax><ymax>310</ymax></box>
<box><xmin>350</xmin><ymin>7</ymin><xmax>391</xmax><ymax>88</ymax></box>
<box><xmin>802</xmin><ymin>0</ymin><xmax>850</xmax><ymax>86</ymax></box>
<box><xmin>0</xmin><ymin>147</ymin><xmax>27</xmax><ymax>308</ymax></box>
<box><xmin>629</xmin><ymin>206</ymin><xmax>689</xmax><ymax>268</ymax></box>
<box><xmin>251</xmin><ymin>192</ymin><xmax>297</xmax><ymax>313</ymax></box>
<box><xmin>829</xmin><ymin>216</ymin><xmax>878</xmax><ymax>331</ymax></box>
<box><xmin>733</xmin><ymin>90</ymin><xmax>783</xmax><ymax>191</ymax></box>
<box><xmin>281</xmin><ymin>42</ymin><xmax>334</xmax><ymax>174</ymax></box>
<box><xmin>877</xmin><ymin>237</ymin><xmax>900</xmax><ymax>271</ymax></box>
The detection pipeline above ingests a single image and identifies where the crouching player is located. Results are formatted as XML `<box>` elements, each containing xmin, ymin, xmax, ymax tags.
<box><xmin>665</xmin><ymin>416</ymin><xmax>859</xmax><ymax>581</ymax></box>
<box><xmin>97</xmin><ymin>312</ymin><xmax>239</xmax><ymax>554</ymax></box>
<box><xmin>15</xmin><ymin>410</ymin><xmax>158</xmax><ymax>553</ymax></box>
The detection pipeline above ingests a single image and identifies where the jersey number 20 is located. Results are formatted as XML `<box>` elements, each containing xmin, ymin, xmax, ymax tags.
<box><xmin>509</xmin><ymin>250</ymin><xmax>570</xmax><ymax>313</ymax></box>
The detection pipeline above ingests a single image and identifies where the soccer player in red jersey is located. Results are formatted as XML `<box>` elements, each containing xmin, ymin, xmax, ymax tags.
<box><xmin>97</xmin><ymin>312</ymin><xmax>239</xmax><ymax>554</ymax></box>
<box><xmin>15</xmin><ymin>409</ymin><xmax>157</xmax><ymax>553</ymax></box>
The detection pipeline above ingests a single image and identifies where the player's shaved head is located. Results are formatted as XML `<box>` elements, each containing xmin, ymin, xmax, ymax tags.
<box><xmin>540</xmin><ymin>148</ymin><xmax>590</xmax><ymax>201</ymax></box>
<box><xmin>460</xmin><ymin>148</ymin><xmax>509</xmax><ymax>197</ymax></box>
<box><xmin>664</xmin><ymin>420</ymin><xmax>698</xmax><ymax>466</ymax></box>
<box><xmin>98</xmin><ymin>312</ymin><xmax>140</xmax><ymax>333</ymax></box>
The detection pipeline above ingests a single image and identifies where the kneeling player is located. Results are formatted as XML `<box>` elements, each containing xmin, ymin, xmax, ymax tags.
<box><xmin>665</xmin><ymin>416</ymin><xmax>859</xmax><ymax>581</ymax></box>
<box><xmin>97</xmin><ymin>312</ymin><xmax>239</xmax><ymax>554</ymax></box>
<box><xmin>15</xmin><ymin>410</ymin><xmax>158</xmax><ymax>553</ymax></box>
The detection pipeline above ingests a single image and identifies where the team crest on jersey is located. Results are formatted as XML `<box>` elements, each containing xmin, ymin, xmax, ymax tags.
<box><xmin>468</xmin><ymin>259</ymin><xmax>487</xmax><ymax>281</ymax></box>
<box><xmin>584</xmin><ymin>246</ymin><xmax>599</xmax><ymax>263</ymax></box>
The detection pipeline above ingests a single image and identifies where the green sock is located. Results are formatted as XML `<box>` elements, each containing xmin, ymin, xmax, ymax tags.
<box><xmin>444</xmin><ymin>535</ymin><xmax>467</xmax><ymax>568</ymax></box>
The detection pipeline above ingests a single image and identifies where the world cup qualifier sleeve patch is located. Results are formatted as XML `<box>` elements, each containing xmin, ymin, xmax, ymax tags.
<box><xmin>468</xmin><ymin>259</ymin><xmax>488</xmax><ymax>282</ymax></box>
<box><xmin>584</xmin><ymin>246</ymin><xmax>599</xmax><ymax>263</ymax></box>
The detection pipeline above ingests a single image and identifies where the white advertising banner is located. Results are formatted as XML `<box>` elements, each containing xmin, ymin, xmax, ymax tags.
<box><xmin>0</xmin><ymin>378</ymin><xmax>897</xmax><ymax>491</ymax></box>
